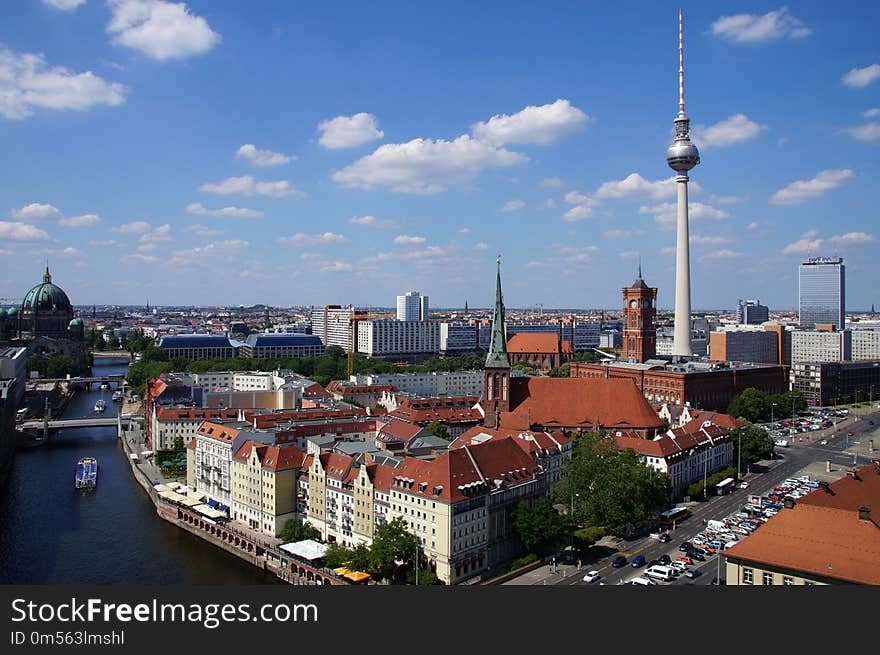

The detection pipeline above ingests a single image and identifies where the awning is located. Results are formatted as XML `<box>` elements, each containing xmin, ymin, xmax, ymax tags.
<box><xmin>217</xmin><ymin>504</ymin><xmax>228</xmax><ymax>512</ymax></box>
<box><xmin>193</xmin><ymin>504</ymin><xmax>226</xmax><ymax>519</ymax></box>
<box><xmin>207</xmin><ymin>499</ymin><xmax>219</xmax><ymax>508</ymax></box>
<box><xmin>153</xmin><ymin>484</ymin><xmax>170</xmax><ymax>492</ymax></box>
<box><xmin>279</xmin><ymin>539</ymin><xmax>327</xmax><ymax>561</ymax></box>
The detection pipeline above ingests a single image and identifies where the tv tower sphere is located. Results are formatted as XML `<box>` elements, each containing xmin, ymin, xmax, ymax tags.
<box><xmin>666</xmin><ymin>118</ymin><xmax>700</xmax><ymax>173</ymax></box>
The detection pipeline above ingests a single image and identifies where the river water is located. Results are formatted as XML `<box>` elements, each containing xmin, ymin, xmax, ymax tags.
<box><xmin>0</xmin><ymin>358</ymin><xmax>278</xmax><ymax>584</ymax></box>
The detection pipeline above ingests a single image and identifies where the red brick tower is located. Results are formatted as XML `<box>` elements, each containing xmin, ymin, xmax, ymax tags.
<box><xmin>621</xmin><ymin>265</ymin><xmax>657</xmax><ymax>363</ymax></box>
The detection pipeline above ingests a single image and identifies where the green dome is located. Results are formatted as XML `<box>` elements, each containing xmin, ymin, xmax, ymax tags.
<box><xmin>69</xmin><ymin>318</ymin><xmax>83</xmax><ymax>327</ymax></box>
<box><xmin>0</xmin><ymin>308</ymin><xmax>7</xmax><ymax>317</ymax></box>
<box><xmin>21</xmin><ymin>267</ymin><xmax>72</xmax><ymax>314</ymax></box>
<box><xmin>7</xmin><ymin>307</ymin><xmax>19</xmax><ymax>316</ymax></box>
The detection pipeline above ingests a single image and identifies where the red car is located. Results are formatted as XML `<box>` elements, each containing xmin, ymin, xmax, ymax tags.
<box><xmin>847</xmin><ymin>431</ymin><xmax>855</xmax><ymax>436</ymax></box>
<box><xmin>676</xmin><ymin>556</ymin><xmax>694</xmax><ymax>565</ymax></box>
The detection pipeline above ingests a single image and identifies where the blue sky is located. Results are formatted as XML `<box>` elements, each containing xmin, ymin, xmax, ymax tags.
<box><xmin>1</xmin><ymin>1</ymin><xmax>878</xmax><ymax>310</ymax></box>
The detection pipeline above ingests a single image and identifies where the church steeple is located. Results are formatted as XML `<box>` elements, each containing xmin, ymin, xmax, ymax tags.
<box><xmin>483</xmin><ymin>255</ymin><xmax>510</xmax><ymax>428</ymax></box>
<box><xmin>485</xmin><ymin>255</ymin><xmax>510</xmax><ymax>369</ymax></box>
<box><xmin>43</xmin><ymin>263</ymin><xmax>51</xmax><ymax>284</ymax></box>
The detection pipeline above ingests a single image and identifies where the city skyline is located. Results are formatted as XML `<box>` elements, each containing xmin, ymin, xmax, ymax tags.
<box><xmin>1</xmin><ymin>2</ymin><xmax>879</xmax><ymax>309</ymax></box>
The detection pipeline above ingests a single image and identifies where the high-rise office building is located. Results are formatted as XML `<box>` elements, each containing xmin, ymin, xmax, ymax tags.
<box><xmin>736</xmin><ymin>299</ymin><xmax>769</xmax><ymax>325</ymax></box>
<box><xmin>396</xmin><ymin>291</ymin><xmax>429</xmax><ymax>321</ymax></box>
<box><xmin>799</xmin><ymin>257</ymin><xmax>845</xmax><ymax>330</ymax></box>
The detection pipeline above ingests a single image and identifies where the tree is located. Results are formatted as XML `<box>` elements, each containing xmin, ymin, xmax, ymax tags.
<box><xmin>732</xmin><ymin>424</ymin><xmax>775</xmax><ymax>469</ymax></box>
<box><xmin>511</xmin><ymin>498</ymin><xmax>573</xmax><ymax>554</ymax></box>
<box><xmin>554</xmin><ymin>431</ymin><xmax>670</xmax><ymax>535</ymax></box>
<box><xmin>727</xmin><ymin>387</ymin><xmax>772</xmax><ymax>423</ymax></box>
<box><xmin>46</xmin><ymin>355</ymin><xmax>77</xmax><ymax>378</ymax></box>
<box><xmin>324</xmin><ymin>542</ymin><xmax>354</xmax><ymax>569</ymax></box>
<box><xmin>424</xmin><ymin>420</ymin><xmax>450</xmax><ymax>441</ymax></box>
<box><xmin>279</xmin><ymin>520</ymin><xmax>320</xmax><ymax>544</ymax></box>
<box><xmin>369</xmin><ymin>517</ymin><xmax>419</xmax><ymax>580</ymax></box>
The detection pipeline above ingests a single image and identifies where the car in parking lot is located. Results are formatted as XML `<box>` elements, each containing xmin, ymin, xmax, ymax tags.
<box><xmin>678</xmin><ymin>541</ymin><xmax>692</xmax><ymax>552</ymax></box>
<box><xmin>676</xmin><ymin>555</ymin><xmax>693</xmax><ymax>566</ymax></box>
<box><xmin>669</xmin><ymin>561</ymin><xmax>688</xmax><ymax>572</ymax></box>
<box><xmin>631</xmin><ymin>555</ymin><xmax>646</xmax><ymax>568</ymax></box>
<box><xmin>685</xmin><ymin>568</ymin><xmax>702</xmax><ymax>579</ymax></box>
<box><xmin>847</xmin><ymin>431</ymin><xmax>854</xmax><ymax>436</ymax></box>
<box><xmin>583</xmin><ymin>570</ymin><xmax>601</xmax><ymax>583</ymax></box>
<box><xmin>819</xmin><ymin>439</ymin><xmax>828</xmax><ymax>445</ymax></box>
<box><xmin>658</xmin><ymin>554</ymin><xmax>671</xmax><ymax>565</ymax></box>
<box><xmin>611</xmin><ymin>555</ymin><xmax>628</xmax><ymax>568</ymax></box>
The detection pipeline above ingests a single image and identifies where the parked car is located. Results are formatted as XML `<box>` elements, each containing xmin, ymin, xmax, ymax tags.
<box><xmin>847</xmin><ymin>431</ymin><xmax>855</xmax><ymax>436</ymax></box>
<box><xmin>685</xmin><ymin>568</ymin><xmax>702</xmax><ymax>579</ymax></box>
<box><xmin>583</xmin><ymin>570</ymin><xmax>601</xmax><ymax>583</ymax></box>
<box><xmin>631</xmin><ymin>555</ymin><xmax>646</xmax><ymax>568</ymax></box>
<box><xmin>612</xmin><ymin>555</ymin><xmax>628</xmax><ymax>568</ymax></box>
<box><xmin>658</xmin><ymin>554</ymin><xmax>671</xmax><ymax>565</ymax></box>
<box><xmin>678</xmin><ymin>541</ymin><xmax>692</xmax><ymax>552</ymax></box>
<box><xmin>675</xmin><ymin>555</ymin><xmax>693</xmax><ymax>566</ymax></box>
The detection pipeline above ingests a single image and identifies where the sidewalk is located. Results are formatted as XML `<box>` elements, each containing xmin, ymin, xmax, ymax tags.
<box><xmin>502</xmin><ymin>536</ymin><xmax>623</xmax><ymax>585</ymax></box>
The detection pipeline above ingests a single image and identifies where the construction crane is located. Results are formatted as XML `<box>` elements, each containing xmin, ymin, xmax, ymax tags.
<box><xmin>339</xmin><ymin>310</ymin><xmax>395</xmax><ymax>378</ymax></box>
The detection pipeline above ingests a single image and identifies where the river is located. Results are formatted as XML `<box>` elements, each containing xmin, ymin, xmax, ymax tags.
<box><xmin>0</xmin><ymin>358</ymin><xmax>279</xmax><ymax>584</ymax></box>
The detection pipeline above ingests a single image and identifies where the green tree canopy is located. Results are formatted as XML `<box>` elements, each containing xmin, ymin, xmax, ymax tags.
<box><xmin>424</xmin><ymin>420</ymin><xmax>450</xmax><ymax>441</ymax></box>
<box><xmin>369</xmin><ymin>517</ymin><xmax>419</xmax><ymax>580</ymax></box>
<box><xmin>511</xmin><ymin>497</ymin><xmax>574</xmax><ymax>554</ymax></box>
<box><xmin>727</xmin><ymin>388</ymin><xmax>807</xmax><ymax>423</ymax></box>
<box><xmin>731</xmin><ymin>423</ymin><xmax>775</xmax><ymax>469</ymax></box>
<box><xmin>46</xmin><ymin>355</ymin><xmax>77</xmax><ymax>378</ymax></box>
<box><xmin>554</xmin><ymin>431</ymin><xmax>670</xmax><ymax>535</ymax></box>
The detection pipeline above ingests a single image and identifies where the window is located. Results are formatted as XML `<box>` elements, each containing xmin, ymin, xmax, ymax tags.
<box><xmin>762</xmin><ymin>572</ymin><xmax>773</xmax><ymax>585</ymax></box>
<box><xmin>742</xmin><ymin>568</ymin><xmax>753</xmax><ymax>585</ymax></box>
<box><xmin>783</xmin><ymin>576</ymin><xmax>793</xmax><ymax>586</ymax></box>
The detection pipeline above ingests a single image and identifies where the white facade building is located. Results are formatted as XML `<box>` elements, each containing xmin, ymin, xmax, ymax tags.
<box><xmin>351</xmin><ymin>370</ymin><xmax>484</xmax><ymax>398</ymax></box>
<box><xmin>791</xmin><ymin>330</ymin><xmax>852</xmax><ymax>364</ymax></box>
<box><xmin>851</xmin><ymin>329</ymin><xmax>880</xmax><ymax>361</ymax></box>
<box><xmin>356</xmin><ymin>320</ymin><xmax>439</xmax><ymax>358</ymax></box>
<box><xmin>397</xmin><ymin>291</ymin><xmax>429</xmax><ymax>321</ymax></box>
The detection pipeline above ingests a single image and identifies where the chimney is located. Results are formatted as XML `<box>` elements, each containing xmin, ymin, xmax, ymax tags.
<box><xmin>858</xmin><ymin>506</ymin><xmax>871</xmax><ymax>521</ymax></box>
<box><xmin>818</xmin><ymin>481</ymin><xmax>834</xmax><ymax>494</ymax></box>
<box><xmin>783</xmin><ymin>497</ymin><xmax>796</xmax><ymax>509</ymax></box>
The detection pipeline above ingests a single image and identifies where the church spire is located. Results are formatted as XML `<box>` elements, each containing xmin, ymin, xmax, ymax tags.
<box><xmin>485</xmin><ymin>255</ymin><xmax>509</xmax><ymax>369</ymax></box>
<box><xmin>43</xmin><ymin>262</ymin><xmax>51</xmax><ymax>284</ymax></box>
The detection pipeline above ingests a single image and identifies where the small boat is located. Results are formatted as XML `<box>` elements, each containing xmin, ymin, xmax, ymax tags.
<box><xmin>93</xmin><ymin>400</ymin><xmax>106</xmax><ymax>413</ymax></box>
<box><xmin>99</xmin><ymin>382</ymin><xmax>110</xmax><ymax>390</ymax></box>
<box><xmin>75</xmin><ymin>457</ymin><xmax>98</xmax><ymax>490</ymax></box>
<box><xmin>111</xmin><ymin>390</ymin><xmax>124</xmax><ymax>402</ymax></box>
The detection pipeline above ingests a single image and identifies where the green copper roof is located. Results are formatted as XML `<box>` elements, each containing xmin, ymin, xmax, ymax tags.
<box><xmin>485</xmin><ymin>255</ymin><xmax>510</xmax><ymax>369</ymax></box>
<box><xmin>21</xmin><ymin>267</ymin><xmax>72</xmax><ymax>314</ymax></box>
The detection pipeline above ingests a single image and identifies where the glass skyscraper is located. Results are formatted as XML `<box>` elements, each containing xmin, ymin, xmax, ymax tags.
<box><xmin>799</xmin><ymin>257</ymin><xmax>845</xmax><ymax>330</ymax></box>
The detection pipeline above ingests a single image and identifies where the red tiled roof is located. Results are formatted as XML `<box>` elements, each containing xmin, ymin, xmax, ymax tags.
<box><xmin>682</xmin><ymin>410</ymin><xmax>744</xmax><ymax>432</ymax></box>
<box><xmin>500</xmin><ymin>377</ymin><xmax>664</xmax><ymax>431</ymax></box>
<box><xmin>390</xmin><ymin>396</ymin><xmax>482</xmax><ymax>425</ymax></box>
<box><xmin>156</xmin><ymin>407</ymin><xmax>239</xmax><ymax>422</ymax></box>
<box><xmin>186</xmin><ymin>437</ymin><xmax>197</xmax><ymax>449</ymax></box>
<box><xmin>368</xmin><ymin>463</ymin><xmax>396</xmax><ymax>493</ymax></box>
<box><xmin>326</xmin><ymin>381</ymin><xmax>399</xmax><ymax>395</ymax></box>
<box><xmin>391</xmin><ymin>438</ymin><xmax>539</xmax><ymax>504</ymax></box>
<box><xmin>247</xmin><ymin>408</ymin><xmax>366</xmax><ymax>429</ymax></box>
<box><xmin>724</xmin><ymin>503</ymin><xmax>880</xmax><ymax>584</ymax></box>
<box><xmin>319</xmin><ymin>452</ymin><xmax>356</xmax><ymax>481</ymax></box>
<box><xmin>377</xmin><ymin>418</ymin><xmax>424</xmax><ymax>443</ymax></box>
<box><xmin>506</xmin><ymin>333</ymin><xmax>562</xmax><ymax>354</ymax></box>
<box><xmin>799</xmin><ymin>463</ymin><xmax>880</xmax><ymax>510</ymax></box>
<box><xmin>453</xmin><ymin>425</ymin><xmax>571</xmax><ymax>459</ymax></box>
<box><xmin>234</xmin><ymin>441</ymin><xmax>307</xmax><ymax>471</ymax></box>
<box><xmin>196</xmin><ymin>421</ymin><xmax>241</xmax><ymax>444</ymax></box>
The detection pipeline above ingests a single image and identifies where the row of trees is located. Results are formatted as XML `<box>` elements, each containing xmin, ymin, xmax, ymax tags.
<box><xmin>727</xmin><ymin>388</ymin><xmax>807</xmax><ymax>423</ymax></box>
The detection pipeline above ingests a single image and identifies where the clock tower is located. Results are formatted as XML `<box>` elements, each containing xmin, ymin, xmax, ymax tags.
<box><xmin>621</xmin><ymin>265</ymin><xmax>657</xmax><ymax>363</ymax></box>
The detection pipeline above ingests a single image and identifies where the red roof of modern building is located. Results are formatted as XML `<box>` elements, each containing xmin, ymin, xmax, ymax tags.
<box><xmin>377</xmin><ymin>418</ymin><xmax>424</xmax><ymax>443</ymax></box>
<box><xmin>682</xmin><ymin>409</ymin><xmax>744</xmax><ymax>432</ymax></box>
<box><xmin>156</xmin><ymin>407</ymin><xmax>240</xmax><ymax>422</ymax></box>
<box><xmin>246</xmin><ymin>407</ymin><xmax>367</xmax><ymax>429</ymax></box>
<box><xmin>326</xmin><ymin>381</ymin><xmax>399</xmax><ymax>395</ymax></box>
<box><xmin>500</xmin><ymin>377</ymin><xmax>664</xmax><ymax>431</ymax></box>
<box><xmin>389</xmin><ymin>396</ymin><xmax>482</xmax><ymax>425</ymax></box>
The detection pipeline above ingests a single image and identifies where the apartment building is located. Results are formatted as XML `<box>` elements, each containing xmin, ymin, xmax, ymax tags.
<box><xmin>356</xmin><ymin>319</ymin><xmax>440</xmax><ymax>359</ymax></box>
<box><xmin>350</xmin><ymin>370</ymin><xmax>484</xmax><ymax>398</ymax></box>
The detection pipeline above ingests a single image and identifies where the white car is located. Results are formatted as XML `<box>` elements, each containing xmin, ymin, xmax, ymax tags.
<box><xmin>583</xmin><ymin>570</ymin><xmax>601</xmax><ymax>583</ymax></box>
<box><xmin>819</xmin><ymin>439</ymin><xmax>828</xmax><ymax>445</ymax></box>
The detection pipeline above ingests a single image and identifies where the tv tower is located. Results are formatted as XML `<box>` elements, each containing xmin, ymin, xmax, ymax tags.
<box><xmin>666</xmin><ymin>8</ymin><xmax>700</xmax><ymax>358</ymax></box>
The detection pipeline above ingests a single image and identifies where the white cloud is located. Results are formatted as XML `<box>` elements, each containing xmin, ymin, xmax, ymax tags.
<box><xmin>198</xmin><ymin>175</ymin><xmax>305</xmax><ymax>199</ymax></box>
<box><xmin>660</xmin><ymin>247</ymin><xmax>676</xmax><ymax>256</ymax></box>
<box><xmin>693</xmin><ymin>114</ymin><xmax>767</xmax><ymax>148</ymax></box>
<box><xmin>770</xmin><ymin>169</ymin><xmax>853</xmax><ymax>205</ymax></box>
<box><xmin>711</xmin><ymin>7</ymin><xmax>812</xmax><ymax>43</ymax></box>
<box><xmin>89</xmin><ymin>239</ymin><xmax>121</xmax><ymax>247</ymax></box>
<box><xmin>319</xmin><ymin>261</ymin><xmax>354</xmax><ymax>273</ymax></box>
<box><xmin>120</xmin><ymin>253</ymin><xmax>159</xmax><ymax>264</ymax></box>
<box><xmin>458</xmin><ymin>228</ymin><xmax>471</xmax><ymax>234</ymax></box>
<box><xmin>618</xmin><ymin>250</ymin><xmax>640</xmax><ymax>260</ymax></box>
<box><xmin>747</xmin><ymin>221</ymin><xmax>760</xmax><ymax>230</ymax></box>
<box><xmin>136</xmin><ymin>243</ymin><xmax>156</xmax><ymax>252</ymax></box>
<box><xmin>318</xmin><ymin>112</ymin><xmax>384</xmax><ymax>149</ymax></box>
<box><xmin>0</xmin><ymin>45</ymin><xmax>125</xmax><ymax>119</ymax></box>
<box><xmin>106</xmin><ymin>0</ymin><xmax>220</xmax><ymax>61</ymax></box>
<box><xmin>526</xmin><ymin>261</ymin><xmax>548</xmax><ymax>268</ymax></box>
<box><xmin>278</xmin><ymin>232</ymin><xmax>347</xmax><ymax>246</ymax></box>
<box><xmin>393</xmin><ymin>235</ymin><xmax>427</xmax><ymax>245</ymax></box>
<box><xmin>9</xmin><ymin>203</ymin><xmax>61</xmax><ymax>221</ymax></box>
<box><xmin>139</xmin><ymin>223</ymin><xmax>171</xmax><ymax>243</ymax></box>
<box><xmin>43</xmin><ymin>0</ymin><xmax>88</xmax><ymax>10</ymax></box>
<box><xmin>593</xmin><ymin>173</ymin><xmax>686</xmax><ymax>201</ymax></box>
<box><xmin>864</xmin><ymin>108</ymin><xmax>880</xmax><ymax>119</ymax></box>
<box><xmin>539</xmin><ymin>198</ymin><xmax>556</xmax><ymax>210</ymax></box>
<box><xmin>829</xmin><ymin>232</ymin><xmax>875</xmax><ymax>246</ymax></box>
<box><xmin>603</xmin><ymin>228</ymin><xmax>645</xmax><ymax>239</ymax></box>
<box><xmin>471</xmin><ymin>99</ymin><xmax>590</xmax><ymax>146</ymax></box>
<box><xmin>349</xmin><ymin>215</ymin><xmax>398</xmax><ymax>228</ymax></box>
<box><xmin>332</xmin><ymin>135</ymin><xmax>526</xmax><ymax>194</ymax></box>
<box><xmin>59</xmin><ymin>213</ymin><xmax>101</xmax><ymax>227</ymax></box>
<box><xmin>782</xmin><ymin>230</ymin><xmax>824</xmax><ymax>254</ymax></box>
<box><xmin>843</xmin><ymin>123</ymin><xmax>880</xmax><ymax>143</ymax></box>
<box><xmin>640</xmin><ymin>201</ymin><xmax>729</xmax><ymax>230</ymax></box>
<box><xmin>563</xmin><ymin>190</ymin><xmax>599</xmax><ymax>222</ymax></box>
<box><xmin>185</xmin><ymin>202</ymin><xmax>263</xmax><ymax>218</ymax></box>
<box><xmin>540</xmin><ymin>177</ymin><xmax>564</xmax><ymax>188</ymax></box>
<box><xmin>698</xmin><ymin>249</ymin><xmax>742</xmax><ymax>262</ymax></box>
<box><xmin>183</xmin><ymin>223</ymin><xmax>220</xmax><ymax>238</ymax></box>
<box><xmin>235</xmin><ymin>143</ymin><xmax>294</xmax><ymax>167</ymax></box>
<box><xmin>473</xmin><ymin>242</ymin><xmax>489</xmax><ymax>251</ymax></box>
<box><xmin>0</xmin><ymin>222</ymin><xmax>51</xmax><ymax>241</ymax></box>
<box><xmin>709</xmin><ymin>194</ymin><xmax>747</xmax><ymax>205</ymax></box>
<box><xmin>375</xmin><ymin>245</ymin><xmax>457</xmax><ymax>262</ymax></box>
<box><xmin>690</xmin><ymin>234</ymin><xmax>732</xmax><ymax>245</ymax></box>
<box><xmin>111</xmin><ymin>220</ymin><xmax>150</xmax><ymax>233</ymax></box>
<box><xmin>842</xmin><ymin>64</ymin><xmax>880</xmax><ymax>89</ymax></box>
<box><xmin>500</xmin><ymin>199</ymin><xmax>525</xmax><ymax>212</ymax></box>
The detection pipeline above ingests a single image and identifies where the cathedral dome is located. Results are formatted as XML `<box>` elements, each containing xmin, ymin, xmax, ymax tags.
<box><xmin>21</xmin><ymin>267</ymin><xmax>72</xmax><ymax>314</ymax></box>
